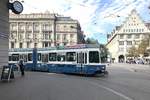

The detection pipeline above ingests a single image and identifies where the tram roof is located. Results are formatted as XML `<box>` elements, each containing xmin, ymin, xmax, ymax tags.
<box><xmin>9</xmin><ymin>44</ymin><xmax>100</xmax><ymax>52</ymax></box>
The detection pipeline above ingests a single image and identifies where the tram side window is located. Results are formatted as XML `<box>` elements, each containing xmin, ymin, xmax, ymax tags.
<box><xmin>12</xmin><ymin>54</ymin><xmax>19</xmax><ymax>61</ymax></box>
<box><xmin>77</xmin><ymin>53</ymin><xmax>84</xmax><ymax>63</ymax></box>
<box><xmin>89</xmin><ymin>51</ymin><xmax>99</xmax><ymax>63</ymax></box>
<box><xmin>23</xmin><ymin>54</ymin><xmax>28</xmax><ymax>62</ymax></box>
<box><xmin>9</xmin><ymin>55</ymin><xmax>12</xmax><ymax>61</ymax></box>
<box><xmin>42</xmin><ymin>54</ymin><xmax>48</xmax><ymax>62</ymax></box>
<box><xmin>57</xmin><ymin>53</ymin><xmax>66</xmax><ymax>62</ymax></box>
<box><xmin>38</xmin><ymin>53</ymin><xmax>41</xmax><ymax>61</ymax></box>
<box><xmin>85</xmin><ymin>53</ymin><xmax>87</xmax><ymax>64</ymax></box>
<box><xmin>49</xmin><ymin>53</ymin><xmax>57</xmax><ymax>61</ymax></box>
<box><xmin>66</xmin><ymin>52</ymin><xmax>76</xmax><ymax>62</ymax></box>
<box><xmin>19</xmin><ymin>54</ymin><xmax>23</xmax><ymax>60</ymax></box>
<box><xmin>28</xmin><ymin>53</ymin><xmax>32</xmax><ymax>61</ymax></box>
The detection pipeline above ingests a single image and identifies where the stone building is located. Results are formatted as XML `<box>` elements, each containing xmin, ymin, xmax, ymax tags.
<box><xmin>106</xmin><ymin>9</ymin><xmax>150</xmax><ymax>63</ymax></box>
<box><xmin>9</xmin><ymin>12</ymin><xmax>84</xmax><ymax>49</ymax></box>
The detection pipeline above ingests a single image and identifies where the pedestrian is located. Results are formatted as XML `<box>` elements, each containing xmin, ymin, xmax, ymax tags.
<box><xmin>18</xmin><ymin>60</ymin><xmax>25</xmax><ymax>76</ymax></box>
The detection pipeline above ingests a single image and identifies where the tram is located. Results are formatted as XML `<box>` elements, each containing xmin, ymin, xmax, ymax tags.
<box><xmin>8</xmin><ymin>44</ymin><xmax>107</xmax><ymax>75</ymax></box>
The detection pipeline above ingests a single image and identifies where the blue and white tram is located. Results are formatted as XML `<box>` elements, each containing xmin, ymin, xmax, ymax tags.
<box><xmin>8</xmin><ymin>44</ymin><xmax>107</xmax><ymax>75</ymax></box>
<box><xmin>9</xmin><ymin>48</ymin><xmax>33</xmax><ymax>70</ymax></box>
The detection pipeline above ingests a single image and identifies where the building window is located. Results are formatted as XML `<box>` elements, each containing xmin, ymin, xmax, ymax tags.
<box><xmin>43</xmin><ymin>42</ymin><xmax>49</xmax><ymax>47</ymax></box>
<box><xmin>45</xmin><ymin>42</ymin><xmax>48</xmax><ymax>47</ymax></box>
<box><xmin>49</xmin><ymin>34</ymin><xmax>51</xmax><ymax>40</ymax></box>
<box><xmin>57</xmin><ymin>34</ymin><xmax>60</xmax><ymax>40</ymax></box>
<box><xmin>34</xmin><ymin>34</ymin><xmax>38</xmax><ymax>40</ymax></box>
<box><xmin>70</xmin><ymin>34</ymin><xmax>74</xmax><ymax>39</ymax></box>
<box><xmin>49</xmin><ymin>43</ymin><xmax>51</xmax><ymax>47</ymax></box>
<box><xmin>135</xmin><ymin>41</ymin><xmax>140</xmax><ymax>45</ymax></box>
<box><xmin>70</xmin><ymin>34</ymin><xmax>74</xmax><ymax>43</ymax></box>
<box><xmin>26</xmin><ymin>33</ymin><xmax>32</xmax><ymax>39</ymax></box>
<box><xmin>127</xmin><ymin>41</ymin><xmax>132</xmax><ymax>45</ymax></box>
<box><xmin>34</xmin><ymin>43</ymin><xmax>37</xmax><ymax>47</ymax></box>
<box><xmin>42</xmin><ymin>23</ymin><xmax>51</xmax><ymax>31</ymax></box>
<box><xmin>11</xmin><ymin>24</ymin><xmax>17</xmax><ymax>30</ymax></box>
<box><xmin>11</xmin><ymin>42</ymin><xmax>14</xmax><ymax>48</ymax></box>
<box><xmin>134</xmin><ymin>29</ymin><xmax>136</xmax><ymax>32</ymax></box>
<box><xmin>123</xmin><ymin>29</ymin><xmax>125</xmax><ymax>32</ymax></box>
<box><xmin>19</xmin><ymin>34</ymin><xmax>23</xmax><ymax>40</ymax></box>
<box><xmin>33</xmin><ymin>23</ymin><xmax>39</xmax><ymax>32</ymax></box>
<box><xmin>18</xmin><ymin>25</ymin><xmax>24</xmax><ymax>31</ymax></box>
<box><xmin>119</xmin><ymin>41</ymin><xmax>124</xmax><ymax>45</ymax></box>
<box><xmin>56</xmin><ymin>25</ymin><xmax>60</xmax><ymax>31</ymax></box>
<box><xmin>119</xmin><ymin>47</ymin><xmax>124</xmax><ymax>52</ymax></box>
<box><xmin>127</xmin><ymin>35</ymin><xmax>132</xmax><ymax>39</ymax></box>
<box><xmin>26</xmin><ymin>24</ymin><xmax>32</xmax><ymax>31</ymax></box>
<box><xmin>19</xmin><ymin>43</ymin><xmax>23</xmax><ymax>48</ymax></box>
<box><xmin>10</xmin><ymin>32</ymin><xmax>16</xmax><ymax>39</ymax></box>
<box><xmin>27</xmin><ymin>42</ymin><xmax>30</xmax><ymax>48</ymax></box>
<box><xmin>63</xmin><ymin>34</ymin><xmax>67</xmax><ymax>40</ymax></box>
<box><xmin>135</xmin><ymin>35</ymin><xmax>140</xmax><ymax>39</ymax></box>
<box><xmin>119</xmin><ymin>35</ymin><xmax>124</xmax><ymax>39</ymax></box>
<box><xmin>44</xmin><ymin>34</ymin><xmax>49</xmax><ymax>39</ymax></box>
<box><xmin>63</xmin><ymin>42</ymin><xmax>67</xmax><ymax>46</ymax></box>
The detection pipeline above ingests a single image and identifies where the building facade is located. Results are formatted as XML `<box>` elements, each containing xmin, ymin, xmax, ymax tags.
<box><xmin>9</xmin><ymin>12</ymin><xmax>84</xmax><ymax>49</ymax></box>
<box><xmin>0</xmin><ymin>0</ymin><xmax>9</xmax><ymax>66</ymax></box>
<box><xmin>106</xmin><ymin>10</ymin><xmax>150</xmax><ymax>63</ymax></box>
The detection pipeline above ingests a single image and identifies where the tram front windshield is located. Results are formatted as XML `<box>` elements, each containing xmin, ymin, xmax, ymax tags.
<box><xmin>89</xmin><ymin>51</ymin><xmax>100</xmax><ymax>63</ymax></box>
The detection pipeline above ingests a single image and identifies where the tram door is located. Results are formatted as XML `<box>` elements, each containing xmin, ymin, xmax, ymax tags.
<box><xmin>77</xmin><ymin>52</ymin><xmax>87</xmax><ymax>73</ymax></box>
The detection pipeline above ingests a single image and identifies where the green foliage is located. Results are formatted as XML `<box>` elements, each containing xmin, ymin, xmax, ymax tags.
<box><xmin>100</xmin><ymin>44</ymin><xmax>109</xmax><ymax>63</ymax></box>
<box><xmin>85</xmin><ymin>38</ymin><xmax>99</xmax><ymax>44</ymax></box>
<box><xmin>137</xmin><ymin>39</ymin><xmax>149</xmax><ymax>56</ymax></box>
<box><xmin>127</xmin><ymin>38</ymin><xmax>150</xmax><ymax>57</ymax></box>
<box><xmin>127</xmin><ymin>46</ymin><xmax>139</xmax><ymax>57</ymax></box>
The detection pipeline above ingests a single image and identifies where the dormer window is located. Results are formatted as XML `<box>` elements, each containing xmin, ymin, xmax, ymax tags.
<box><xmin>119</xmin><ymin>35</ymin><xmax>124</xmax><ymax>39</ymax></box>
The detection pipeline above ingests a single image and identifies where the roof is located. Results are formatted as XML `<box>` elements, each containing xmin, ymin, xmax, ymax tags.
<box><xmin>9</xmin><ymin>44</ymin><xmax>100</xmax><ymax>52</ymax></box>
<box><xmin>107</xmin><ymin>10</ymin><xmax>150</xmax><ymax>46</ymax></box>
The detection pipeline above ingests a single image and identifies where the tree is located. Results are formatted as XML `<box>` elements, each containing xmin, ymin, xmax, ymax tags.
<box><xmin>85</xmin><ymin>38</ymin><xmax>99</xmax><ymax>44</ymax></box>
<box><xmin>137</xmin><ymin>38</ymin><xmax>149</xmax><ymax>57</ymax></box>
<box><xmin>100</xmin><ymin>44</ymin><xmax>109</xmax><ymax>63</ymax></box>
<box><xmin>127</xmin><ymin>46</ymin><xmax>139</xmax><ymax>57</ymax></box>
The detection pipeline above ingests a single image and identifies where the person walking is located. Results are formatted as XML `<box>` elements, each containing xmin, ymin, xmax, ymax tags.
<box><xmin>18</xmin><ymin>60</ymin><xmax>25</xmax><ymax>76</ymax></box>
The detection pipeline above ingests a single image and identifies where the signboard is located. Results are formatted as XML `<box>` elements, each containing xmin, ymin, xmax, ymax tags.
<box><xmin>1</xmin><ymin>65</ymin><xmax>14</xmax><ymax>81</ymax></box>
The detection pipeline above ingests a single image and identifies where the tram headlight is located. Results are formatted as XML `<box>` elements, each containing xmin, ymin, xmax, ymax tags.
<box><xmin>102</xmin><ymin>66</ymin><xmax>105</xmax><ymax>69</ymax></box>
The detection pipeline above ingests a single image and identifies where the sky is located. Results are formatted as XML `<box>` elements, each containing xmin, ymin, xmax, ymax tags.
<box><xmin>15</xmin><ymin>0</ymin><xmax>150</xmax><ymax>44</ymax></box>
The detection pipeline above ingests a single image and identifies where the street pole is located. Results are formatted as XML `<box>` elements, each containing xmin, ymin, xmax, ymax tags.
<box><xmin>53</xmin><ymin>14</ymin><xmax>57</xmax><ymax>47</ymax></box>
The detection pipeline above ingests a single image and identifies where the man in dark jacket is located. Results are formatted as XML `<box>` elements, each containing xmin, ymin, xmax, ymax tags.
<box><xmin>19</xmin><ymin>60</ymin><xmax>25</xmax><ymax>76</ymax></box>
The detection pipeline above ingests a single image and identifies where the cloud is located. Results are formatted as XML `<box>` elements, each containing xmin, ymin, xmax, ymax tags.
<box><xmin>22</xmin><ymin>0</ymin><xmax>150</xmax><ymax>43</ymax></box>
